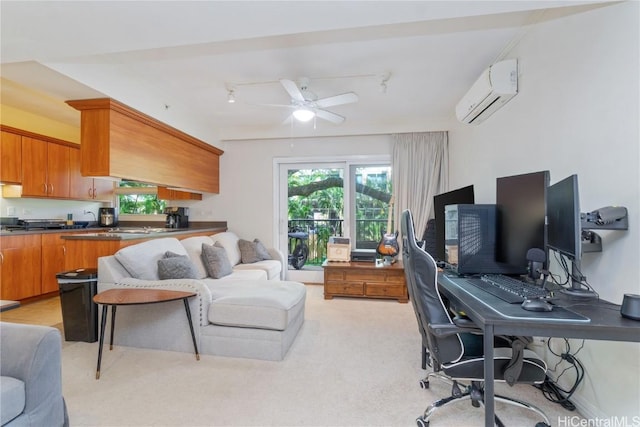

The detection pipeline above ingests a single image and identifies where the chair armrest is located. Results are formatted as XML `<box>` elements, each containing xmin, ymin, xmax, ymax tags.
<box><xmin>0</xmin><ymin>323</ymin><xmax>65</xmax><ymax>422</ymax></box>
<box><xmin>428</xmin><ymin>322</ymin><xmax>482</xmax><ymax>337</ymax></box>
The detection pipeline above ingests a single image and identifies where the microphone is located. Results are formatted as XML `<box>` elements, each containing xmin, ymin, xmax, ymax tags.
<box><xmin>526</xmin><ymin>248</ymin><xmax>546</xmax><ymax>281</ymax></box>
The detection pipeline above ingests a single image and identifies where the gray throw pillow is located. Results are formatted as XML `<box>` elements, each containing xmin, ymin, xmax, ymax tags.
<box><xmin>157</xmin><ymin>252</ymin><xmax>199</xmax><ymax>280</ymax></box>
<box><xmin>201</xmin><ymin>243</ymin><xmax>233</xmax><ymax>279</ymax></box>
<box><xmin>238</xmin><ymin>238</ymin><xmax>272</xmax><ymax>264</ymax></box>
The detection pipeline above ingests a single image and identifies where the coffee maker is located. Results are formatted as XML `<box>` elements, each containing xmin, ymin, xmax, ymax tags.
<box><xmin>98</xmin><ymin>207</ymin><xmax>118</xmax><ymax>227</ymax></box>
<box><xmin>164</xmin><ymin>207</ymin><xmax>189</xmax><ymax>228</ymax></box>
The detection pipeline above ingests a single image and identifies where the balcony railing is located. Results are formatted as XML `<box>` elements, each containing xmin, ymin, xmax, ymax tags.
<box><xmin>288</xmin><ymin>218</ymin><xmax>386</xmax><ymax>267</ymax></box>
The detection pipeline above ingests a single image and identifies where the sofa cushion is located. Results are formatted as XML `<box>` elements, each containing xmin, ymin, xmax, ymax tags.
<box><xmin>201</xmin><ymin>243</ymin><xmax>233</xmax><ymax>279</ymax></box>
<box><xmin>115</xmin><ymin>238</ymin><xmax>187</xmax><ymax>280</ymax></box>
<box><xmin>0</xmin><ymin>376</ymin><xmax>25</xmax><ymax>425</ymax></box>
<box><xmin>180</xmin><ymin>236</ymin><xmax>214</xmax><ymax>279</ymax></box>
<box><xmin>233</xmin><ymin>259</ymin><xmax>282</xmax><ymax>280</ymax></box>
<box><xmin>238</xmin><ymin>238</ymin><xmax>272</xmax><ymax>263</ymax></box>
<box><xmin>157</xmin><ymin>252</ymin><xmax>199</xmax><ymax>280</ymax></box>
<box><xmin>210</xmin><ymin>232</ymin><xmax>242</xmax><ymax>266</ymax></box>
<box><xmin>207</xmin><ymin>281</ymin><xmax>306</xmax><ymax>331</ymax></box>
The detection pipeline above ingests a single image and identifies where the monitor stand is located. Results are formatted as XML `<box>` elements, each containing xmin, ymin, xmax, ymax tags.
<box><xmin>561</xmin><ymin>262</ymin><xmax>597</xmax><ymax>298</ymax></box>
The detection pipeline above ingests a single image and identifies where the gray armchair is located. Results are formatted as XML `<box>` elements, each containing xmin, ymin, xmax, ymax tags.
<box><xmin>0</xmin><ymin>322</ymin><xmax>68</xmax><ymax>427</ymax></box>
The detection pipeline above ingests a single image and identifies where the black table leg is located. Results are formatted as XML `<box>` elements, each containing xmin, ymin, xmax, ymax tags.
<box><xmin>483</xmin><ymin>324</ymin><xmax>495</xmax><ymax>427</ymax></box>
<box><xmin>96</xmin><ymin>304</ymin><xmax>108</xmax><ymax>380</ymax></box>
<box><xmin>109</xmin><ymin>305</ymin><xmax>116</xmax><ymax>350</ymax></box>
<box><xmin>183</xmin><ymin>298</ymin><xmax>200</xmax><ymax>360</ymax></box>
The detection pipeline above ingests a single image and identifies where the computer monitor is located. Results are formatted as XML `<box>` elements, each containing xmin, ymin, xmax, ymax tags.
<box><xmin>546</xmin><ymin>174</ymin><xmax>594</xmax><ymax>297</ymax></box>
<box><xmin>432</xmin><ymin>185</ymin><xmax>475</xmax><ymax>262</ymax></box>
<box><xmin>496</xmin><ymin>170</ymin><xmax>549</xmax><ymax>275</ymax></box>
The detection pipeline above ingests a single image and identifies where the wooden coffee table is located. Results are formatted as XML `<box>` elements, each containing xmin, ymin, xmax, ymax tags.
<box><xmin>93</xmin><ymin>288</ymin><xmax>199</xmax><ymax>379</ymax></box>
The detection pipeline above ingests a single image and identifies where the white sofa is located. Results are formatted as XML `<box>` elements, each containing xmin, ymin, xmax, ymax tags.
<box><xmin>97</xmin><ymin>232</ymin><xmax>306</xmax><ymax>361</ymax></box>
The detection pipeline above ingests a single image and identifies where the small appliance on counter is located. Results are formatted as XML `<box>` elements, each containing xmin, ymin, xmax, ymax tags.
<box><xmin>164</xmin><ymin>207</ymin><xmax>189</xmax><ymax>228</ymax></box>
<box><xmin>98</xmin><ymin>207</ymin><xmax>118</xmax><ymax>227</ymax></box>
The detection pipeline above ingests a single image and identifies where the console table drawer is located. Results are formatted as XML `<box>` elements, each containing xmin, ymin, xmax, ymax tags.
<box><xmin>325</xmin><ymin>282</ymin><xmax>364</xmax><ymax>296</ymax></box>
<box><xmin>365</xmin><ymin>283</ymin><xmax>406</xmax><ymax>298</ymax></box>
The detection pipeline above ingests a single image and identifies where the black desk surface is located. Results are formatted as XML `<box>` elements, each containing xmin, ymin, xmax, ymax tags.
<box><xmin>438</xmin><ymin>272</ymin><xmax>640</xmax><ymax>343</ymax></box>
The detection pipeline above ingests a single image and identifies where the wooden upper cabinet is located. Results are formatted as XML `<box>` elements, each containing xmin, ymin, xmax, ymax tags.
<box><xmin>21</xmin><ymin>136</ymin><xmax>49</xmax><ymax>197</ymax></box>
<box><xmin>0</xmin><ymin>131</ymin><xmax>22</xmax><ymax>183</ymax></box>
<box><xmin>46</xmin><ymin>141</ymin><xmax>71</xmax><ymax>198</ymax></box>
<box><xmin>69</xmin><ymin>146</ymin><xmax>94</xmax><ymax>199</ymax></box>
<box><xmin>157</xmin><ymin>186</ymin><xmax>203</xmax><ymax>200</ymax></box>
<box><xmin>66</xmin><ymin>98</ymin><xmax>223</xmax><ymax>193</ymax></box>
<box><xmin>69</xmin><ymin>147</ymin><xmax>114</xmax><ymax>201</ymax></box>
<box><xmin>21</xmin><ymin>136</ymin><xmax>70</xmax><ymax>198</ymax></box>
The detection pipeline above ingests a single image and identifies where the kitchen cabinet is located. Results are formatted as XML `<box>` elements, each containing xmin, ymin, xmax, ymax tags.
<box><xmin>21</xmin><ymin>136</ymin><xmax>71</xmax><ymax>198</ymax></box>
<box><xmin>69</xmin><ymin>147</ymin><xmax>114</xmax><ymax>201</ymax></box>
<box><xmin>41</xmin><ymin>233</ymin><xmax>67</xmax><ymax>294</ymax></box>
<box><xmin>0</xmin><ymin>235</ymin><xmax>42</xmax><ymax>300</ymax></box>
<box><xmin>67</xmin><ymin>98</ymin><xmax>223</xmax><ymax>193</ymax></box>
<box><xmin>0</xmin><ymin>130</ymin><xmax>22</xmax><ymax>183</ymax></box>
<box><xmin>157</xmin><ymin>186</ymin><xmax>202</xmax><ymax>201</ymax></box>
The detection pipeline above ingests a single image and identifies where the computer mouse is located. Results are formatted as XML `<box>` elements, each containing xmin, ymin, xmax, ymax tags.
<box><xmin>521</xmin><ymin>299</ymin><xmax>553</xmax><ymax>312</ymax></box>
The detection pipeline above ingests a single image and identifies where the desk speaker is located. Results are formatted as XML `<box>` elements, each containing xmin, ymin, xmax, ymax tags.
<box><xmin>621</xmin><ymin>294</ymin><xmax>640</xmax><ymax>320</ymax></box>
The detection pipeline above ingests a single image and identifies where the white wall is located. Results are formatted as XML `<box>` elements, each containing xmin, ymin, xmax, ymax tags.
<box><xmin>449</xmin><ymin>2</ymin><xmax>639</xmax><ymax>419</ymax></box>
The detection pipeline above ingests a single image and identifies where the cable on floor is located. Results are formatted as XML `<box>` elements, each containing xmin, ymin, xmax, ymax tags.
<box><xmin>533</xmin><ymin>338</ymin><xmax>585</xmax><ymax>411</ymax></box>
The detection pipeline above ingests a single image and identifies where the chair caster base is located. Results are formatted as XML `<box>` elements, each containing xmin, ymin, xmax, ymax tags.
<box><xmin>419</xmin><ymin>379</ymin><xmax>429</xmax><ymax>389</ymax></box>
<box><xmin>416</xmin><ymin>416</ymin><xmax>430</xmax><ymax>427</ymax></box>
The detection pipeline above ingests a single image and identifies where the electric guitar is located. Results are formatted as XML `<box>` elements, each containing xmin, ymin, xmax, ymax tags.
<box><xmin>376</xmin><ymin>198</ymin><xmax>399</xmax><ymax>257</ymax></box>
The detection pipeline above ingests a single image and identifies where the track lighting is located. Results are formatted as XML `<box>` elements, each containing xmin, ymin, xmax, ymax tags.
<box><xmin>227</xmin><ymin>89</ymin><xmax>236</xmax><ymax>103</ymax></box>
<box><xmin>292</xmin><ymin>107</ymin><xmax>315</xmax><ymax>122</ymax></box>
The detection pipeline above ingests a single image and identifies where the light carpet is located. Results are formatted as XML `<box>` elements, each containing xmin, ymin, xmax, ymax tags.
<box><xmin>62</xmin><ymin>285</ymin><xmax>582</xmax><ymax>426</ymax></box>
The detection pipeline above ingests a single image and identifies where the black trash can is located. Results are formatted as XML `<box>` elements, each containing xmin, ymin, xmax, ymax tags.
<box><xmin>56</xmin><ymin>268</ymin><xmax>98</xmax><ymax>342</ymax></box>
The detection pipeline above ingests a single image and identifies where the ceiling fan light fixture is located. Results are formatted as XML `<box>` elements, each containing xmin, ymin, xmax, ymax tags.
<box><xmin>293</xmin><ymin>107</ymin><xmax>315</xmax><ymax>122</ymax></box>
<box><xmin>227</xmin><ymin>89</ymin><xmax>236</xmax><ymax>103</ymax></box>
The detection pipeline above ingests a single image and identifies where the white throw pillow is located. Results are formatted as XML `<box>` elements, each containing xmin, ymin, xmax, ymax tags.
<box><xmin>115</xmin><ymin>238</ymin><xmax>187</xmax><ymax>280</ymax></box>
<box><xmin>210</xmin><ymin>232</ymin><xmax>241</xmax><ymax>266</ymax></box>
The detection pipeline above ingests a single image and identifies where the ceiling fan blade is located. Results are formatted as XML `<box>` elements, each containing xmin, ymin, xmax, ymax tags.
<box><xmin>314</xmin><ymin>92</ymin><xmax>358</xmax><ymax>108</ymax></box>
<box><xmin>279</xmin><ymin>79</ymin><xmax>305</xmax><ymax>102</ymax></box>
<box><xmin>315</xmin><ymin>109</ymin><xmax>345</xmax><ymax>124</ymax></box>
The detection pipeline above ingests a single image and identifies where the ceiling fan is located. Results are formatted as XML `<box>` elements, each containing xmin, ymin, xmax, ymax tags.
<box><xmin>277</xmin><ymin>77</ymin><xmax>358</xmax><ymax>124</ymax></box>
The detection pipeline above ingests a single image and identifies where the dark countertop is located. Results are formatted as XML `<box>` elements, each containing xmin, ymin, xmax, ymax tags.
<box><xmin>0</xmin><ymin>221</ymin><xmax>227</xmax><ymax>239</ymax></box>
<box><xmin>60</xmin><ymin>226</ymin><xmax>226</xmax><ymax>241</ymax></box>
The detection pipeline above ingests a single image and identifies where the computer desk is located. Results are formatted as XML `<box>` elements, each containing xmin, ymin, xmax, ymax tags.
<box><xmin>437</xmin><ymin>272</ymin><xmax>640</xmax><ymax>427</ymax></box>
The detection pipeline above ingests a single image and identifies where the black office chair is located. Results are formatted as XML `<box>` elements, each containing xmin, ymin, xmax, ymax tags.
<box><xmin>400</xmin><ymin>209</ymin><xmax>550</xmax><ymax>427</ymax></box>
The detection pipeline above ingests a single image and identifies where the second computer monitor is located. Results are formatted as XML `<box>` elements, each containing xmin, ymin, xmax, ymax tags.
<box><xmin>496</xmin><ymin>170</ymin><xmax>550</xmax><ymax>274</ymax></box>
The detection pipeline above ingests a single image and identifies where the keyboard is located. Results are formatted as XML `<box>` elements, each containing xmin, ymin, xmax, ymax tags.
<box><xmin>464</xmin><ymin>274</ymin><xmax>551</xmax><ymax>304</ymax></box>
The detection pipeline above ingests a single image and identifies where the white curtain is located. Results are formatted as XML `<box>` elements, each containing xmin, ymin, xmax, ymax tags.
<box><xmin>391</xmin><ymin>131</ymin><xmax>449</xmax><ymax>240</ymax></box>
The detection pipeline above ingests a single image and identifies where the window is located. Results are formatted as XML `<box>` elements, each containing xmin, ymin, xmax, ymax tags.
<box><xmin>115</xmin><ymin>181</ymin><xmax>166</xmax><ymax>215</ymax></box>
<box><xmin>279</xmin><ymin>159</ymin><xmax>392</xmax><ymax>271</ymax></box>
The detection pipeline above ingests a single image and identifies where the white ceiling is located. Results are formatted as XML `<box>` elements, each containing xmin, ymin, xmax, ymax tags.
<box><xmin>0</xmin><ymin>1</ymin><xmax>613</xmax><ymax>143</ymax></box>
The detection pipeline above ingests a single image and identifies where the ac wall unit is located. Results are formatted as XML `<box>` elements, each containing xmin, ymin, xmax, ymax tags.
<box><xmin>455</xmin><ymin>59</ymin><xmax>518</xmax><ymax>125</ymax></box>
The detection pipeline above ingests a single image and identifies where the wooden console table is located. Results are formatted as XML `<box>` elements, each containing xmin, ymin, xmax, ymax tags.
<box><xmin>322</xmin><ymin>260</ymin><xmax>408</xmax><ymax>303</ymax></box>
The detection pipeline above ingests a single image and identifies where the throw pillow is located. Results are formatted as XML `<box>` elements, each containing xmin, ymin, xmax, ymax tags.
<box><xmin>115</xmin><ymin>237</ymin><xmax>188</xmax><ymax>280</ymax></box>
<box><xmin>238</xmin><ymin>238</ymin><xmax>272</xmax><ymax>264</ymax></box>
<box><xmin>157</xmin><ymin>253</ymin><xmax>200</xmax><ymax>280</ymax></box>
<box><xmin>253</xmin><ymin>239</ymin><xmax>272</xmax><ymax>260</ymax></box>
<box><xmin>201</xmin><ymin>243</ymin><xmax>233</xmax><ymax>279</ymax></box>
